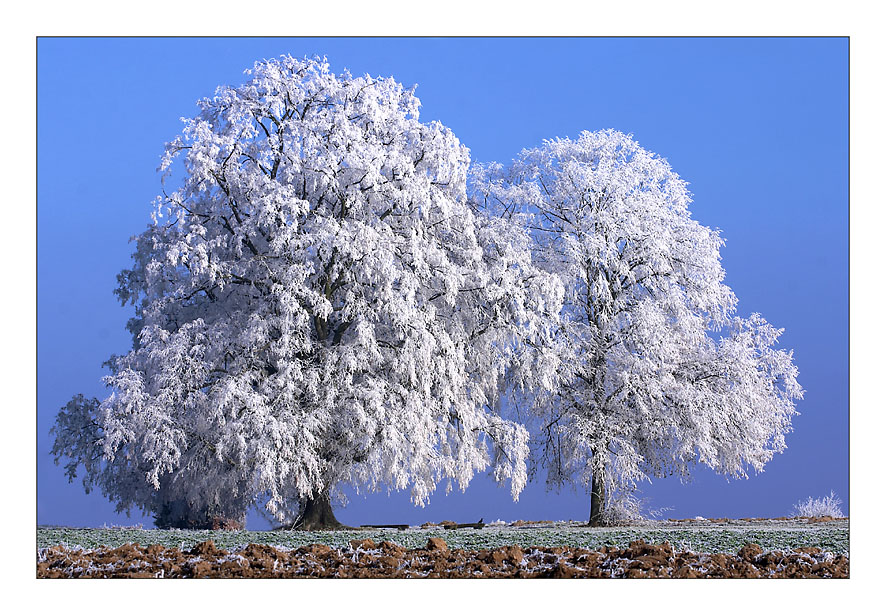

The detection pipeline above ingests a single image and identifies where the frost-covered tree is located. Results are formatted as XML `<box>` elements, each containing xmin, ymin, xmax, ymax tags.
<box><xmin>474</xmin><ymin>130</ymin><xmax>803</xmax><ymax>525</ymax></box>
<box><xmin>51</xmin><ymin>56</ymin><xmax>561</xmax><ymax>529</ymax></box>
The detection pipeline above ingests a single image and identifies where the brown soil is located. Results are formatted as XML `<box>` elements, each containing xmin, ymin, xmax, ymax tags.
<box><xmin>36</xmin><ymin>538</ymin><xmax>848</xmax><ymax>579</ymax></box>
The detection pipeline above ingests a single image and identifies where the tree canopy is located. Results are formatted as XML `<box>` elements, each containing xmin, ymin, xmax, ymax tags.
<box><xmin>52</xmin><ymin>56</ymin><xmax>561</xmax><ymax>527</ymax></box>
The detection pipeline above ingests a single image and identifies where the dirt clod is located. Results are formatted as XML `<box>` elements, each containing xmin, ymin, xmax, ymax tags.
<box><xmin>425</xmin><ymin>537</ymin><xmax>449</xmax><ymax>553</ymax></box>
<box><xmin>349</xmin><ymin>538</ymin><xmax>377</xmax><ymax>551</ymax></box>
<box><xmin>739</xmin><ymin>543</ymin><xmax>764</xmax><ymax>561</ymax></box>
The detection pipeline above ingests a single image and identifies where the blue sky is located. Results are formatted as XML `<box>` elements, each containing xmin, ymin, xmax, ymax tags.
<box><xmin>37</xmin><ymin>37</ymin><xmax>848</xmax><ymax>529</ymax></box>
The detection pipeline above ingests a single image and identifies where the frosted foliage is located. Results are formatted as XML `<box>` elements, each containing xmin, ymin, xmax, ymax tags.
<box><xmin>792</xmin><ymin>491</ymin><xmax>844</xmax><ymax>518</ymax></box>
<box><xmin>474</xmin><ymin>130</ymin><xmax>803</xmax><ymax>504</ymax></box>
<box><xmin>52</xmin><ymin>57</ymin><xmax>559</xmax><ymax>521</ymax></box>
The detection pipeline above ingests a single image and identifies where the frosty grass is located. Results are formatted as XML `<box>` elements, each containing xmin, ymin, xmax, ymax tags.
<box><xmin>37</xmin><ymin>520</ymin><xmax>848</xmax><ymax>556</ymax></box>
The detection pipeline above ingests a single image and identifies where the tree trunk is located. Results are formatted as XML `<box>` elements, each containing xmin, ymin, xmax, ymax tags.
<box><xmin>588</xmin><ymin>465</ymin><xmax>606</xmax><ymax>527</ymax></box>
<box><xmin>294</xmin><ymin>491</ymin><xmax>350</xmax><ymax>530</ymax></box>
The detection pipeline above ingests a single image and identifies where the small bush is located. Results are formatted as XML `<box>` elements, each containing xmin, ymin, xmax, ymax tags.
<box><xmin>602</xmin><ymin>491</ymin><xmax>672</xmax><ymax>526</ymax></box>
<box><xmin>602</xmin><ymin>494</ymin><xmax>644</xmax><ymax>526</ymax></box>
<box><xmin>792</xmin><ymin>490</ymin><xmax>844</xmax><ymax>518</ymax></box>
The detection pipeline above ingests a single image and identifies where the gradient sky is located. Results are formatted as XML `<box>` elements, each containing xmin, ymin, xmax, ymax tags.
<box><xmin>37</xmin><ymin>37</ymin><xmax>848</xmax><ymax>529</ymax></box>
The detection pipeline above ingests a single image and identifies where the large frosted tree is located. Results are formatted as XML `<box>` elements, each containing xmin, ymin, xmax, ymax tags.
<box><xmin>474</xmin><ymin>130</ymin><xmax>803</xmax><ymax>525</ymax></box>
<box><xmin>51</xmin><ymin>56</ymin><xmax>561</xmax><ymax>529</ymax></box>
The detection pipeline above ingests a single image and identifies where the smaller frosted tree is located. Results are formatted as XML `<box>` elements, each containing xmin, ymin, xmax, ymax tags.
<box><xmin>51</xmin><ymin>56</ymin><xmax>562</xmax><ymax>529</ymax></box>
<box><xmin>475</xmin><ymin>130</ymin><xmax>803</xmax><ymax>525</ymax></box>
